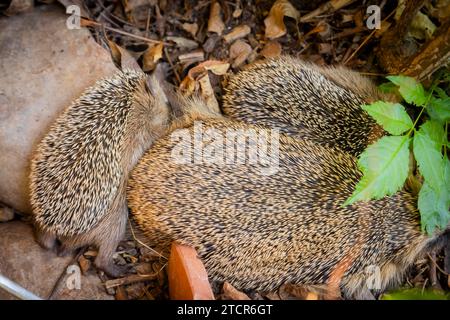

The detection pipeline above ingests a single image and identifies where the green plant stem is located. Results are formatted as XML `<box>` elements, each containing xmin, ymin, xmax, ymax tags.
<box><xmin>405</xmin><ymin>87</ymin><xmax>435</xmax><ymax>138</ymax></box>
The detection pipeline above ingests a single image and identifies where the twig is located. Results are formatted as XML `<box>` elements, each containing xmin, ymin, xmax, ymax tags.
<box><xmin>300</xmin><ymin>0</ymin><xmax>357</xmax><ymax>23</ymax></box>
<box><xmin>81</xmin><ymin>18</ymin><xmax>171</xmax><ymax>45</ymax></box>
<box><xmin>343</xmin><ymin>9</ymin><xmax>396</xmax><ymax>65</ymax></box>
<box><xmin>164</xmin><ymin>47</ymin><xmax>181</xmax><ymax>85</ymax></box>
<box><xmin>128</xmin><ymin>217</ymin><xmax>168</xmax><ymax>260</ymax></box>
<box><xmin>47</xmin><ymin>248</ymin><xmax>86</xmax><ymax>300</ymax></box>
<box><xmin>428</xmin><ymin>252</ymin><xmax>450</xmax><ymax>276</ymax></box>
<box><xmin>104</xmin><ymin>272</ymin><xmax>165</xmax><ymax>289</ymax></box>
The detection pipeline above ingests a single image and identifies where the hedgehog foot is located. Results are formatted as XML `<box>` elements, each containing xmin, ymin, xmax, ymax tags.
<box><xmin>98</xmin><ymin>263</ymin><xmax>132</xmax><ymax>278</ymax></box>
<box><xmin>35</xmin><ymin>228</ymin><xmax>57</xmax><ymax>250</ymax></box>
<box><xmin>56</xmin><ymin>243</ymin><xmax>76</xmax><ymax>257</ymax></box>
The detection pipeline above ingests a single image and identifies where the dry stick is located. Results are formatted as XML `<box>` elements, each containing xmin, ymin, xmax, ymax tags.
<box><xmin>300</xmin><ymin>0</ymin><xmax>357</xmax><ymax>22</ymax></box>
<box><xmin>427</xmin><ymin>253</ymin><xmax>450</xmax><ymax>276</ymax></box>
<box><xmin>127</xmin><ymin>217</ymin><xmax>168</xmax><ymax>261</ymax></box>
<box><xmin>428</xmin><ymin>251</ymin><xmax>442</xmax><ymax>290</ymax></box>
<box><xmin>164</xmin><ymin>47</ymin><xmax>182</xmax><ymax>85</ymax></box>
<box><xmin>343</xmin><ymin>9</ymin><xmax>396</xmax><ymax>65</ymax></box>
<box><xmin>104</xmin><ymin>272</ymin><xmax>163</xmax><ymax>289</ymax></box>
<box><xmin>47</xmin><ymin>248</ymin><xmax>86</xmax><ymax>300</ymax></box>
<box><xmin>81</xmin><ymin>18</ymin><xmax>171</xmax><ymax>45</ymax></box>
<box><xmin>145</xmin><ymin>8</ymin><xmax>151</xmax><ymax>38</ymax></box>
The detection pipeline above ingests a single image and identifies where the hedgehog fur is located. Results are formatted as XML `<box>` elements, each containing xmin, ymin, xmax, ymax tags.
<box><xmin>127</xmin><ymin>98</ymin><xmax>446</xmax><ymax>299</ymax></box>
<box><xmin>222</xmin><ymin>56</ymin><xmax>395</xmax><ymax>156</ymax></box>
<box><xmin>30</xmin><ymin>69</ymin><xmax>170</xmax><ymax>276</ymax></box>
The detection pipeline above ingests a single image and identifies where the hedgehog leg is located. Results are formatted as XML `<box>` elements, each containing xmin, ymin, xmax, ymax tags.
<box><xmin>93</xmin><ymin>198</ymin><xmax>129</xmax><ymax>278</ymax></box>
<box><xmin>35</xmin><ymin>228</ymin><xmax>58</xmax><ymax>250</ymax></box>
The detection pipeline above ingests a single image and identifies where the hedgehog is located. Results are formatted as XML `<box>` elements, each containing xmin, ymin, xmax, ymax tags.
<box><xmin>222</xmin><ymin>56</ymin><xmax>397</xmax><ymax>156</ymax></box>
<box><xmin>30</xmin><ymin>69</ymin><xmax>170</xmax><ymax>277</ymax></box>
<box><xmin>127</xmin><ymin>97</ymin><xmax>448</xmax><ymax>299</ymax></box>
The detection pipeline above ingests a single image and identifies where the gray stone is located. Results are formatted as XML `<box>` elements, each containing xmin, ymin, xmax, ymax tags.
<box><xmin>0</xmin><ymin>221</ymin><xmax>113</xmax><ymax>300</ymax></box>
<box><xmin>0</xmin><ymin>4</ymin><xmax>117</xmax><ymax>214</ymax></box>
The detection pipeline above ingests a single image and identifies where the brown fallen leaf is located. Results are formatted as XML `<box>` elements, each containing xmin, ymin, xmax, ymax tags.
<box><xmin>178</xmin><ymin>50</ymin><xmax>205</xmax><ymax>66</ymax></box>
<box><xmin>264</xmin><ymin>0</ymin><xmax>300</xmax><ymax>39</ymax></box>
<box><xmin>107</xmin><ymin>40</ymin><xmax>141</xmax><ymax>71</ymax></box>
<box><xmin>180</xmin><ymin>60</ymin><xmax>230</xmax><ymax>95</ymax></box>
<box><xmin>260</xmin><ymin>40</ymin><xmax>282</xmax><ymax>58</ymax></box>
<box><xmin>198</xmin><ymin>74</ymin><xmax>220</xmax><ymax>113</ymax></box>
<box><xmin>208</xmin><ymin>1</ymin><xmax>225</xmax><ymax>35</ymax></box>
<box><xmin>221</xmin><ymin>282</ymin><xmax>251</xmax><ymax>300</ymax></box>
<box><xmin>229</xmin><ymin>40</ymin><xmax>252</xmax><ymax>68</ymax></box>
<box><xmin>223</xmin><ymin>25</ymin><xmax>251</xmax><ymax>43</ymax></box>
<box><xmin>182</xmin><ymin>22</ymin><xmax>199</xmax><ymax>38</ymax></box>
<box><xmin>115</xmin><ymin>285</ymin><xmax>129</xmax><ymax>300</ymax></box>
<box><xmin>142</xmin><ymin>43</ymin><xmax>163</xmax><ymax>72</ymax></box>
<box><xmin>232</xmin><ymin>6</ymin><xmax>243</xmax><ymax>18</ymax></box>
<box><xmin>166</xmin><ymin>36</ymin><xmax>198</xmax><ymax>50</ymax></box>
<box><xmin>78</xmin><ymin>255</ymin><xmax>91</xmax><ymax>274</ymax></box>
<box><xmin>317</xmin><ymin>43</ymin><xmax>332</xmax><ymax>55</ymax></box>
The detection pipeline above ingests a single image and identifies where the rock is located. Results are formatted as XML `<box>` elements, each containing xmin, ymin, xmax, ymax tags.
<box><xmin>0</xmin><ymin>4</ymin><xmax>117</xmax><ymax>214</ymax></box>
<box><xmin>0</xmin><ymin>206</ymin><xmax>15</xmax><ymax>222</ymax></box>
<box><xmin>0</xmin><ymin>221</ymin><xmax>113</xmax><ymax>300</ymax></box>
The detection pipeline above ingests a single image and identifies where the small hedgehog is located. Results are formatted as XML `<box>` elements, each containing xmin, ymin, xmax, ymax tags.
<box><xmin>127</xmin><ymin>98</ymin><xmax>447</xmax><ymax>299</ymax></box>
<box><xmin>30</xmin><ymin>69</ymin><xmax>170</xmax><ymax>276</ymax></box>
<box><xmin>222</xmin><ymin>56</ymin><xmax>395</xmax><ymax>156</ymax></box>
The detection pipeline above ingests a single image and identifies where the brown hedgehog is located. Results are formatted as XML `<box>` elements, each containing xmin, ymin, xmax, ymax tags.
<box><xmin>222</xmin><ymin>56</ymin><xmax>394</xmax><ymax>156</ymax></box>
<box><xmin>127</xmin><ymin>98</ymin><xmax>447</xmax><ymax>299</ymax></box>
<box><xmin>30</xmin><ymin>69</ymin><xmax>170</xmax><ymax>276</ymax></box>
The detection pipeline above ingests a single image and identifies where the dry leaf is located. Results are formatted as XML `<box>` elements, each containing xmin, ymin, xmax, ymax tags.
<box><xmin>198</xmin><ymin>74</ymin><xmax>220</xmax><ymax>114</ymax></box>
<box><xmin>182</xmin><ymin>22</ymin><xmax>199</xmax><ymax>38</ymax></box>
<box><xmin>229</xmin><ymin>40</ymin><xmax>252</xmax><ymax>68</ymax></box>
<box><xmin>78</xmin><ymin>255</ymin><xmax>91</xmax><ymax>274</ymax></box>
<box><xmin>208</xmin><ymin>1</ymin><xmax>225</xmax><ymax>35</ymax></box>
<box><xmin>142</xmin><ymin>43</ymin><xmax>163</xmax><ymax>72</ymax></box>
<box><xmin>107</xmin><ymin>40</ymin><xmax>141</xmax><ymax>71</ymax></box>
<box><xmin>115</xmin><ymin>286</ymin><xmax>129</xmax><ymax>300</ymax></box>
<box><xmin>232</xmin><ymin>7</ymin><xmax>243</xmax><ymax>18</ymax></box>
<box><xmin>221</xmin><ymin>282</ymin><xmax>251</xmax><ymax>300</ymax></box>
<box><xmin>178</xmin><ymin>50</ymin><xmax>205</xmax><ymax>65</ymax></box>
<box><xmin>166</xmin><ymin>36</ymin><xmax>198</xmax><ymax>50</ymax></box>
<box><xmin>180</xmin><ymin>60</ymin><xmax>230</xmax><ymax>95</ymax></box>
<box><xmin>223</xmin><ymin>25</ymin><xmax>251</xmax><ymax>43</ymax></box>
<box><xmin>260</xmin><ymin>40</ymin><xmax>282</xmax><ymax>58</ymax></box>
<box><xmin>264</xmin><ymin>0</ymin><xmax>300</xmax><ymax>39</ymax></box>
<box><xmin>317</xmin><ymin>43</ymin><xmax>332</xmax><ymax>55</ymax></box>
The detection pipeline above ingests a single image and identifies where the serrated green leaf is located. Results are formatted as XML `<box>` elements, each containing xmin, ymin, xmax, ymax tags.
<box><xmin>344</xmin><ymin>136</ymin><xmax>411</xmax><ymax>206</ymax></box>
<box><xmin>387</xmin><ymin>75</ymin><xmax>427</xmax><ymax>106</ymax></box>
<box><xmin>434</xmin><ymin>87</ymin><xmax>449</xmax><ymax>100</ymax></box>
<box><xmin>428</xmin><ymin>96</ymin><xmax>450</xmax><ymax>123</ymax></box>
<box><xmin>362</xmin><ymin>101</ymin><xmax>413</xmax><ymax>135</ymax></box>
<box><xmin>413</xmin><ymin>120</ymin><xmax>446</xmax><ymax>190</ymax></box>
<box><xmin>418</xmin><ymin>180</ymin><xmax>450</xmax><ymax>235</ymax></box>
<box><xmin>378</xmin><ymin>82</ymin><xmax>398</xmax><ymax>94</ymax></box>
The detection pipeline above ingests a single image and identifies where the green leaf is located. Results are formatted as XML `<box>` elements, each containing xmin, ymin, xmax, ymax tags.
<box><xmin>344</xmin><ymin>136</ymin><xmax>411</xmax><ymax>206</ymax></box>
<box><xmin>434</xmin><ymin>87</ymin><xmax>449</xmax><ymax>100</ymax></box>
<box><xmin>428</xmin><ymin>96</ymin><xmax>450</xmax><ymax>123</ymax></box>
<box><xmin>418</xmin><ymin>180</ymin><xmax>450</xmax><ymax>235</ymax></box>
<box><xmin>362</xmin><ymin>101</ymin><xmax>413</xmax><ymax>135</ymax></box>
<box><xmin>386</xmin><ymin>75</ymin><xmax>427</xmax><ymax>106</ymax></box>
<box><xmin>413</xmin><ymin>120</ymin><xmax>446</xmax><ymax>190</ymax></box>
<box><xmin>382</xmin><ymin>288</ymin><xmax>449</xmax><ymax>300</ymax></box>
<box><xmin>378</xmin><ymin>82</ymin><xmax>398</xmax><ymax>94</ymax></box>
